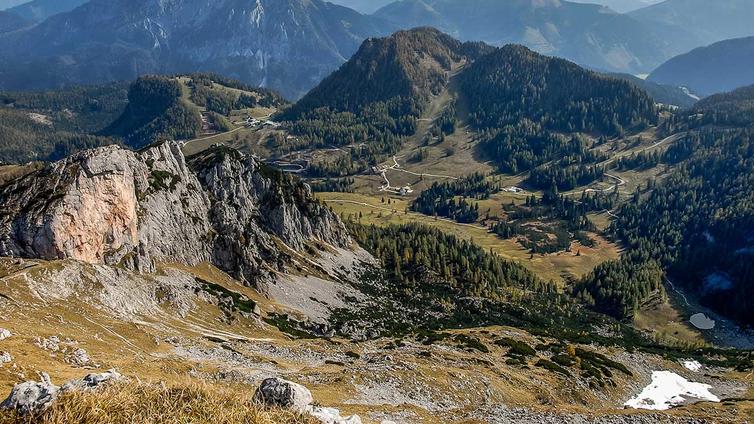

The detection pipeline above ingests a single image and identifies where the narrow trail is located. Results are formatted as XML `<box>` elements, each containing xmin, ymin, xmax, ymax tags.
<box><xmin>665</xmin><ymin>278</ymin><xmax>691</xmax><ymax>308</ymax></box>
<box><xmin>379</xmin><ymin>155</ymin><xmax>460</xmax><ymax>192</ymax></box>
<box><xmin>562</xmin><ymin>173</ymin><xmax>626</xmax><ymax>196</ymax></box>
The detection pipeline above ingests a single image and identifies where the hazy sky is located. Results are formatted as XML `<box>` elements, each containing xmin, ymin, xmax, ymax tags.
<box><xmin>329</xmin><ymin>0</ymin><xmax>394</xmax><ymax>14</ymax></box>
<box><xmin>330</xmin><ymin>0</ymin><xmax>666</xmax><ymax>15</ymax></box>
<box><xmin>569</xmin><ymin>0</ymin><xmax>664</xmax><ymax>13</ymax></box>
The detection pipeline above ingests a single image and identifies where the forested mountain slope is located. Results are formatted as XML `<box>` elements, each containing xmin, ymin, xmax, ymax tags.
<box><xmin>458</xmin><ymin>44</ymin><xmax>657</xmax><ymax>135</ymax></box>
<box><xmin>577</xmin><ymin>88</ymin><xmax>754</xmax><ymax>327</ymax></box>
<box><xmin>691</xmin><ymin>85</ymin><xmax>754</xmax><ymax>127</ymax></box>
<box><xmin>606</xmin><ymin>73</ymin><xmax>697</xmax><ymax>108</ymax></box>
<box><xmin>281</xmin><ymin>29</ymin><xmax>658</xmax><ymax>177</ymax></box>
<box><xmin>0</xmin><ymin>74</ymin><xmax>286</xmax><ymax>163</ymax></box>
<box><xmin>0</xmin><ymin>82</ymin><xmax>128</xmax><ymax>163</ymax></box>
<box><xmin>279</xmin><ymin>28</ymin><xmax>492</xmax><ymax>171</ymax></box>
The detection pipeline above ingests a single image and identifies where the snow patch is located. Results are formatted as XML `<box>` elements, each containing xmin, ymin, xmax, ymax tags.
<box><xmin>682</xmin><ymin>360</ymin><xmax>702</xmax><ymax>372</ymax></box>
<box><xmin>625</xmin><ymin>371</ymin><xmax>719</xmax><ymax>410</ymax></box>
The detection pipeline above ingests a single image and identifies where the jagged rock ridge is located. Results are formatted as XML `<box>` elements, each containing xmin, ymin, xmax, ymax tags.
<box><xmin>0</xmin><ymin>142</ymin><xmax>349</xmax><ymax>286</ymax></box>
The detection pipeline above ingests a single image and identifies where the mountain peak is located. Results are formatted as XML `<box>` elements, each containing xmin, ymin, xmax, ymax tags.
<box><xmin>0</xmin><ymin>0</ymin><xmax>392</xmax><ymax>98</ymax></box>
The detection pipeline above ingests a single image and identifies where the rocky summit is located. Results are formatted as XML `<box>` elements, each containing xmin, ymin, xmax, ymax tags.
<box><xmin>0</xmin><ymin>141</ymin><xmax>349</xmax><ymax>287</ymax></box>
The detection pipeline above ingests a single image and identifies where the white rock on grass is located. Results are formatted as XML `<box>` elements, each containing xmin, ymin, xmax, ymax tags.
<box><xmin>625</xmin><ymin>370</ymin><xmax>720</xmax><ymax>410</ymax></box>
<box><xmin>34</xmin><ymin>336</ymin><xmax>61</xmax><ymax>352</ymax></box>
<box><xmin>308</xmin><ymin>405</ymin><xmax>362</xmax><ymax>424</ymax></box>
<box><xmin>0</xmin><ymin>329</ymin><xmax>10</xmax><ymax>341</ymax></box>
<box><xmin>253</xmin><ymin>377</ymin><xmax>313</xmax><ymax>414</ymax></box>
<box><xmin>682</xmin><ymin>360</ymin><xmax>702</xmax><ymax>372</ymax></box>
<box><xmin>65</xmin><ymin>348</ymin><xmax>92</xmax><ymax>367</ymax></box>
<box><xmin>0</xmin><ymin>351</ymin><xmax>12</xmax><ymax>364</ymax></box>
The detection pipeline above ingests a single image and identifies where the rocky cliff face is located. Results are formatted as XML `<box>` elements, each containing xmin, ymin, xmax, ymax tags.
<box><xmin>0</xmin><ymin>142</ymin><xmax>349</xmax><ymax>286</ymax></box>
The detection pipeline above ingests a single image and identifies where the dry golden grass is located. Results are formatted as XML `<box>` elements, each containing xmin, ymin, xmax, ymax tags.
<box><xmin>0</xmin><ymin>381</ymin><xmax>318</xmax><ymax>424</ymax></box>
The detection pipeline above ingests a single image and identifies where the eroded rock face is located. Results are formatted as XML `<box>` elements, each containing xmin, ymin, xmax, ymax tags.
<box><xmin>0</xmin><ymin>145</ymin><xmax>139</xmax><ymax>265</ymax></box>
<box><xmin>253</xmin><ymin>377</ymin><xmax>313</xmax><ymax>414</ymax></box>
<box><xmin>0</xmin><ymin>142</ymin><xmax>349</xmax><ymax>287</ymax></box>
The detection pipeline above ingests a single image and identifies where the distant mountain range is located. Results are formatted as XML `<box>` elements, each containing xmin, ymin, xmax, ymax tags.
<box><xmin>0</xmin><ymin>0</ymin><xmax>752</xmax><ymax>98</ymax></box>
<box><xmin>629</xmin><ymin>0</ymin><xmax>754</xmax><ymax>46</ymax></box>
<box><xmin>373</xmin><ymin>0</ymin><xmax>695</xmax><ymax>75</ymax></box>
<box><xmin>649</xmin><ymin>36</ymin><xmax>754</xmax><ymax>96</ymax></box>
<box><xmin>570</xmin><ymin>0</ymin><xmax>661</xmax><ymax>13</ymax></box>
<box><xmin>7</xmin><ymin>0</ymin><xmax>87</xmax><ymax>22</ymax></box>
<box><xmin>328</xmin><ymin>0</ymin><xmax>394</xmax><ymax>14</ymax></box>
<box><xmin>0</xmin><ymin>0</ymin><xmax>392</xmax><ymax>99</ymax></box>
<box><xmin>0</xmin><ymin>0</ymin><xmax>27</xmax><ymax>10</ymax></box>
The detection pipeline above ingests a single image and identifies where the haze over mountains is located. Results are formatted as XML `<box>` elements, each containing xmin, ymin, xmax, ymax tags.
<box><xmin>0</xmin><ymin>0</ymin><xmax>391</xmax><ymax>99</ymax></box>
<box><xmin>0</xmin><ymin>0</ymin><xmax>26</xmax><ymax>10</ymax></box>
<box><xmin>373</xmin><ymin>0</ymin><xmax>693</xmax><ymax>75</ymax></box>
<box><xmin>328</xmin><ymin>0</ymin><xmax>394</xmax><ymax>14</ymax></box>
<box><xmin>0</xmin><ymin>0</ymin><xmax>752</xmax><ymax>99</ymax></box>
<box><xmin>6</xmin><ymin>0</ymin><xmax>88</xmax><ymax>22</ymax></box>
<box><xmin>649</xmin><ymin>36</ymin><xmax>754</xmax><ymax>96</ymax></box>
<box><xmin>569</xmin><ymin>0</ymin><xmax>661</xmax><ymax>13</ymax></box>
<box><xmin>629</xmin><ymin>0</ymin><xmax>754</xmax><ymax>46</ymax></box>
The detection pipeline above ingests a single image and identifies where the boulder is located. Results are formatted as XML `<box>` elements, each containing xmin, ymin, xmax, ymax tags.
<box><xmin>61</xmin><ymin>370</ymin><xmax>123</xmax><ymax>392</ymax></box>
<box><xmin>0</xmin><ymin>373</ymin><xmax>59</xmax><ymax>415</ymax></box>
<box><xmin>64</xmin><ymin>348</ymin><xmax>91</xmax><ymax>367</ymax></box>
<box><xmin>253</xmin><ymin>377</ymin><xmax>313</xmax><ymax>414</ymax></box>
<box><xmin>0</xmin><ymin>329</ymin><xmax>10</xmax><ymax>341</ymax></box>
<box><xmin>0</xmin><ymin>351</ymin><xmax>11</xmax><ymax>364</ymax></box>
<box><xmin>1</xmin><ymin>370</ymin><xmax>123</xmax><ymax>415</ymax></box>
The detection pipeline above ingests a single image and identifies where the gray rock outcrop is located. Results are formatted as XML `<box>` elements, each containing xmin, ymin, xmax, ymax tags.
<box><xmin>0</xmin><ymin>142</ymin><xmax>350</xmax><ymax>287</ymax></box>
<box><xmin>64</xmin><ymin>348</ymin><xmax>92</xmax><ymax>367</ymax></box>
<box><xmin>0</xmin><ymin>370</ymin><xmax>123</xmax><ymax>415</ymax></box>
<box><xmin>0</xmin><ymin>373</ymin><xmax>59</xmax><ymax>415</ymax></box>
<box><xmin>0</xmin><ymin>328</ymin><xmax>10</xmax><ymax>341</ymax></box>
<box><xmin>60</xmin><ymin>370</ymin><xmax>123</xmax><ymax>392</ymax></box>
<box><xmin>253</xmin><ymin>377</ymin><xmax>314</xmax><ymax>414</ymax></box>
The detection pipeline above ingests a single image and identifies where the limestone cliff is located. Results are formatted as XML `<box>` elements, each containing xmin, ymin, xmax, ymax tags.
<box><xmin>0</xmin><ymin>142</ymin><xmax>350</xmax><ymax>285</ymax></box>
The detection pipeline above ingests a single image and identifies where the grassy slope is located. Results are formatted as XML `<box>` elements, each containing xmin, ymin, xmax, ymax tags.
<box><xmin>0</xmin><ymin>256</ymin><xmax>750</xmax><ymax>421</ymax></box>
<box><xmin>0</xmin><ymin>382</ymin><xmax>318</xmax><ymax>424</ymax></box>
